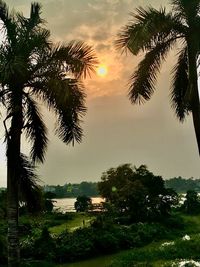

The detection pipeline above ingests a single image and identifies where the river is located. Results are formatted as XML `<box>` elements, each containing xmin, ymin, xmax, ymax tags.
<box><xmin>53</xmin><ymin>197</ymin><xmax>104</xmax><ymax>213</ymax></box>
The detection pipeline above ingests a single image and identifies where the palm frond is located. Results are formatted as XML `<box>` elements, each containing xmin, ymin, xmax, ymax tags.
<box><xmin>16</xmin><ymin>2</ymin><xmax>44</xmax><ymax>30</ymax></box>
<box><xmin>29</xmin><ymin>2</ymin><xmax>44</xmax><ymax>28</ymax></box>
<box><xmin>128</xmin><ymin>38</ymin><xmax>176</xmax><ymax>104</ymax></box>
<box><xmin>29</xmin><ymin>78</ymin><xmax>86</xmax><ymax>144</ymax></box>
<box><xmin>23</xmin><ymin>93</ymin><xmax>48</xmax><ymax>163</ymax></box>
<box><xmin>0</xmin><ymin>0</ymin><xmax>17</xmax><ymax>44</ymax></box>
<box><xmin>116</xmin><ymin>6</ymin><xmax>184</xmax><ymax>55</ymax></box>
<box><xmin>53</xmin><ymin>41</ymin><xmax>98</xmax><ymax>78</ymax></box>
<box><xmin>171</xmin><ymin>0</ymin><xmax>200</xmax><ymax>23</ymax></box>
<box><xmin>170</xmin><ymin>45</ymin><xmax>190</xmax><ymax>121</ymax></box>
<box><xmin>54</xmin><ymin>79</ymin><xmax>86</xmax><ymax>144</ymax></box>
<box><xmin>18</xmin><ymin>153</ymin><xmax>43</xmax><ymax>213</ymax></box>
<box><xmin>24</xmin><ymin>28</ymin><xmax>51</xmax><ymax>59</ymax></box>
<box><xmin>27</xmin><ymin>41</ymin><xmax>97</xmax><ymax>85</ymax></box>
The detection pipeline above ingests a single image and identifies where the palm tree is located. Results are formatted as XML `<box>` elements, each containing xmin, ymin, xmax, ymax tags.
<box><xmin>116</xmin><ymin>0</ymin><xmax>200</xmax><ymax>155</ymax></box>
<box><xmin>0</xmin><ymin>1</ymin><xmax>97</xmax><ymax>266</ymax></box>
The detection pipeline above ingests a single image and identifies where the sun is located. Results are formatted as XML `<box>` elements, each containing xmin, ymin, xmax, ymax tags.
<box><xmin>97</xmin><ymin>65</ymin><xmax>108</xmax><ymax>77</ymax></box>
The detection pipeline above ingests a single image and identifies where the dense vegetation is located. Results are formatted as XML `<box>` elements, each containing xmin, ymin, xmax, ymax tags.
<box><xmin>43</xmin><ymin>182</ymin><xmax>99</xmax><ymax>198</ymax></box>
<box><xmin>41</xmin><ymin>176</ymin><xmax>200</xmax><ymax>199</ymax></box>
<box><xmin>165</xmin><ymin>177</ymin><xmax>200</xmax><ymax>193</ymax></box>
<box><xmin>1</xmin><ymin>164</ymin><xmax>200</xmax><ymax>266</ymax></box>
<box><xmin>98</xmin><ymin>164</ymin><xmax>178</xmax><ymax>223</ymax></box>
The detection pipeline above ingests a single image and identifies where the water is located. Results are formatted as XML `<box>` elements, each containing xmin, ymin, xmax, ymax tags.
<box><xmin>53</xmin><ymin>197</ymin><xmax>104</xmax><ymax>213</ymax></box>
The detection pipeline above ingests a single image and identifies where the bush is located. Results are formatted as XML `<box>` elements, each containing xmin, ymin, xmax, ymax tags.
<box><xmin>55</xmin><ymin>228</ymin><xmax>94</xmax><ymax>262</ymax></box>
<box><xmin>21</xmin><ymin>227</ymin><xmax>56</xmax><ymax>261</ymax></box>
<box><xmin>108</xmin><ymin>235</ymin><xmax>200</xmax><ymax>267</ymax></box>
<box><xmin>20</xmin><ymin>217</ymin><xmax>184</xmax><ymax>264</ymax></box>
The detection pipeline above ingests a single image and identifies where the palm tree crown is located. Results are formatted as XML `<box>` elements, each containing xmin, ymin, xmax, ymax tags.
<box><xmin>116</xmin><ymin>0</ymin><xmax>200</xmax><ymax>154</ymax></box>
<box><xmin>0</xmin><ymin>1</ymin><xmax>97</xmax><ymax>160</ymax></box>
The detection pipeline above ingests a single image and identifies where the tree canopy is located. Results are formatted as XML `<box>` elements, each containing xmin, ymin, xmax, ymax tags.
<box><xmin>98</xmin><ymin>164</ymin><xmax>178</xmax><ymax>222</ymax></box>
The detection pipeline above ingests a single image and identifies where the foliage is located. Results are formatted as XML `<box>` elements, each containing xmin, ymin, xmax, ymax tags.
<box><xmin>19</xmin><ymin>216</ymin><xmax>187</xmax><ymax>264</ymax></box>
<box><xmin>49</xmin><ymin>213</ymin><xmax>93</xmax><ymax>234</ymax></box>
<box><xmin>98</xmin><ymin>164</ymin><xmax>178</xmax><ymax>222</ymax></box>
<box><xmin>116</xmin><ymin>0</ymin><xmax>200</xmax><ymax>155</ymax></box>
<box><xmin>183</xmin><ymin>190</ymin><xmax>200</xmax><ymax>214</ymax></box>
<box><xmin>0</xmin><ymin>211</ymin><xmax>199</xmax><ymax>265</ymax></box>
<box><xmin>43</xmin><ymin>181</ymin><xmax>99</xmax><ymax>198</ymax></box>
<box><xmin>74</xmin><ymin>195</ymin><xmax>92</xmax><ymax>212</ymax></box>
<box><xmin>108</xmin><ymin>235</ymin><xmax>200</xmax><ymax>267</ymax></box>
<box><xmin>165</xmin><ymin>177</ymin><xmax>200</xmax><ymax>193</ymax></box>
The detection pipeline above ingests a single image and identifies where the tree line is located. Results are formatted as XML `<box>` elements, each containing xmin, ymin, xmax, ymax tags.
<box><xmin>43</xmin><ymin>181</ymin><xmax>99</xmax><ymax>198</ymax></box>
<box><xmin>165</xmin><ymin>177</ymin><xmax>200</xmax><ymax>193</ymax></box>
<box><xmin>41</xmin><ymin>175</ymin><xmax>200</xmax><ymax>199</ymax></box>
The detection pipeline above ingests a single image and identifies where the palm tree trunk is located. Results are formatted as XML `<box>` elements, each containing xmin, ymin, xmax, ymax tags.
<box><xmin>7</xmin><ymin>95</ymin><xmax>23</xmax><ymax>267</ymax></box>
<box><xmin>7</xmin><ymin>153</ymin><xmax>20</xmax><ymax>267</ymax></box>
<box><xmin>188</xmin><ymin>44</ymin><xmax>200</xmax><ymax>156</ymax></box>
<box><xmin>192</xmin><ymin>105</ymin><xmax>200</xmax><ymax>155</ymax></box>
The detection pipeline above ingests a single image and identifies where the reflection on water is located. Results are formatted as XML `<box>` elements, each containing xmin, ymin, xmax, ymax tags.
<box><xmin>53</xmin><ymin>197</ymin><xmax>104</xmax><ymax>213</ymax></box>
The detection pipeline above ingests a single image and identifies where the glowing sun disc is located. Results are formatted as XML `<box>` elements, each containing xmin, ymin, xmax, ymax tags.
<box><xmin>97</xmin><ymin>65</ymin><xmax>108</xmax><ymax>77</ymax></box>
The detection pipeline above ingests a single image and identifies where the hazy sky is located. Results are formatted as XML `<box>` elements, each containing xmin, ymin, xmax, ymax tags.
<box><xmin>0</xmin><ymin>0</ymin><xmax>200</xmax><ymax>187</ymax></box>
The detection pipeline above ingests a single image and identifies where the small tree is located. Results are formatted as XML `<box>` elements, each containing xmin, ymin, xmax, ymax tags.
<box><xmin>74</xmin><ymin>195</ymin><xmax>92</xmax><ymax>212</ymax></box>
<box><xmin>183</xmin><ymin>190</ymin><xmax>200</xmax><ymax>214</ymax></box>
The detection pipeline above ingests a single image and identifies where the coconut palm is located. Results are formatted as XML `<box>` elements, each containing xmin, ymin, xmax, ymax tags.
<box><xmin>0</xmin><ymin>1</ymin><xmax>97</xmax><ymax>266</ymax></box>
<box><xmin>116</xmin><ymin>0</ymin><xmax>200</xmax><ymax>155</ymax></box>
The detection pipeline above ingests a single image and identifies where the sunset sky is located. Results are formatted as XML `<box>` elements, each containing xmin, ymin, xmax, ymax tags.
<box><xmin>0</xmin><ymin>0</ymin><xmax>200</xmax><ymax>187</ymax></box>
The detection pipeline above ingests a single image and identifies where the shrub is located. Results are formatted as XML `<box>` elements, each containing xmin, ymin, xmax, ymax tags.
<box><xmin>109</xmin><ymin>235</ymin><xmax>200</xmax><ymax>267</ymax></box>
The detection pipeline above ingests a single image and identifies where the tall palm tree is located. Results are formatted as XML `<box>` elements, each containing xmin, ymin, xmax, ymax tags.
<box><xmin>0</xmin><ymin>1</ymin><xmax>97</xmax><ymax>266</ymax></box>
<box><xmin>116</xmin><ymin>0</ymin><xmax>200</xmax><ymax>155</ymax></box>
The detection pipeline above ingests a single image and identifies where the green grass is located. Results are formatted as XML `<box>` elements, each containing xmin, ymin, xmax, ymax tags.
<box><xmin>49</xmin><ymin>213</ymin><xmax>95</xmax><ymax>234</ymax></box>
<box><xmin>18</xmin><ymin>212</ymin><xmax>95</xmax><ymax>235</ymax></box>
<box><xmin>108</xmin><ymin>233</ymin><xmax>200</xmax><ymax>267</ymax></box>
<box><xmin>179</xmin><ymin>213</ymin><xmax>200</xmax><ymax>234</ymax></box>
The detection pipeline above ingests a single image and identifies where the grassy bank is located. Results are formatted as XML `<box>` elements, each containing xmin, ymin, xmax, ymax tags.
<box><xmin>49</xmin><ymin>213</ymin><xmax>94</xmax><ymax>234</ymax></box>
<box><xmin>2</xmin><ymin>212</ymin><xmax>200</xmax><ymax>267</ymax></box>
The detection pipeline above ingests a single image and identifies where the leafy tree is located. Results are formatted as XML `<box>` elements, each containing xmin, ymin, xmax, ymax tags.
<box><xmin>116</xmin><ymin>0</ymin><xmax>200</xmax><ymax>155</ymax></box>
<box><xmin>44</xmin><ymin>191</ymin><xmax>57</xmax><ymax>200</ymax></box>
<box><xmin>79</xmin><ymin>181</ymin><xmax>99</xmax><ymax>196</ymax></box>
<box><xmin>183</xmin><ymin>190</ymin><xmax>200</xmax><ymax>214</ymax></box>
<box><xmin>74</xmin><ymin>195</ymin><xmax>92</xmax><ymax>212</ymax></box>
<box><xmin>0</xmin><ymin>2</ymin><xmax>97</xmax><ymax>266</ymax></box>
<box><xmin>98</xmin><ymin>164</ymin><xmax>178</xmax><ymax>222</ymax></box>
<box><xmin>43</xmin><ymin>191</ymin><xmax>56</xmax><ymax>213</ymax></box>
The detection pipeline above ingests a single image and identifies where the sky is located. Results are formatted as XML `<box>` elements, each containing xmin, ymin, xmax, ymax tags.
<box><xmin>0</xmin><ymin>0</ymin><xmax>200</xmax><ymax>187</ymax></box>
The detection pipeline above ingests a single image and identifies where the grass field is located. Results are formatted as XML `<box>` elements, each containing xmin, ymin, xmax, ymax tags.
<box><xmin>49</xmin><ymin>213</ymin><xmax>95</xmax><ymax>234</ymax></box>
